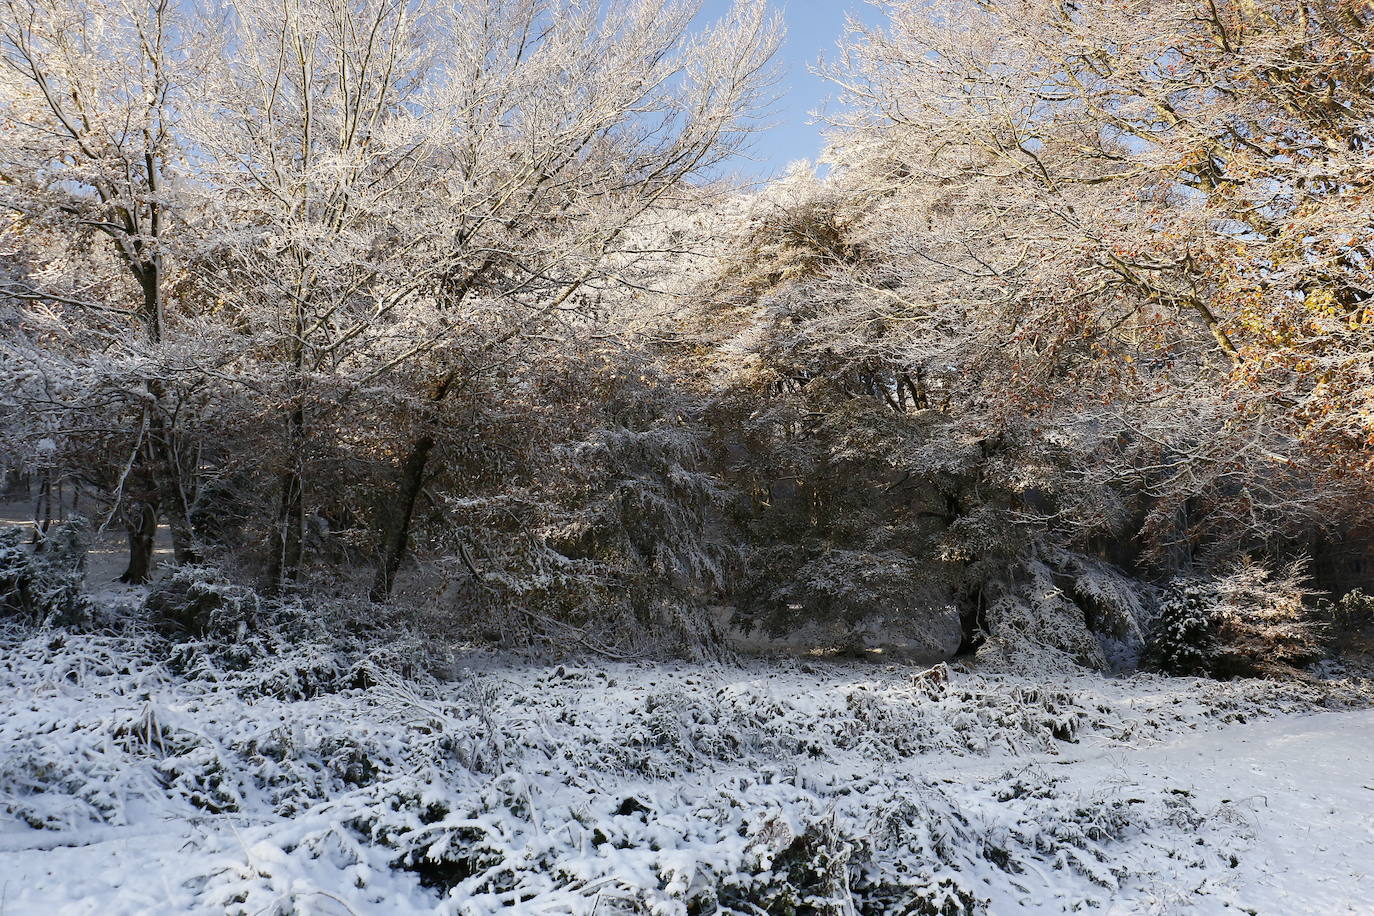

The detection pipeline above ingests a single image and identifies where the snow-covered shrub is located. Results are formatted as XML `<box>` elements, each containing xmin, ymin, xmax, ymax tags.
<box><xmin>319</xmin><ymin>756</ymin><xmax>1220</xmax><ymax>915</ymax></box>
<box><xmin>1144</xmin><ymin>579</ymin><xmax>1218</xmax><ymax>677</ymax></box>
<box><xmin>977</xmin><ymin>560</ymin><xmax>1108</xmax><ymax>673</ymax></box>
<box><xmin>1057</xmin><ymin>552</ymin><xmax>1153</xmax><ymax>670</ymax></box>
<box><xmin>0</xmin><ymin>731</ymin><xmax>126</xmax><ymax>828</ymax></box>
<box><xmin>1146</xmin><ymin>560</ymin><xmax>1326</xmax><ymax>679</ymax></box>
<box><xmin>715</xmin><ymin>812</ymin><xmax>870</xmax><ymax>916</ymax></box>
<box><xmin>0</xmin><ymin>519</ymin><xmax>91</xmax><ymax>628</ymax></box>
<box><xmin>1210</xmin><ymin>559</ymin><xmax>1326</xmax><ymax>678</ymax></box>
<box><xmin>144</xmin><ymin>563</ymin><xmax>263</xmax><ymax>639</ymax></box>
<box><xmin>144</xmin><ymin>566</ymin><xmax>383</xmax><ymax>699</ymax></box>
<box><xmin>1329</xmin><ymin>588</ymin><xmax>1374</xmax><ymax>635</ymax></box>
<box><xmin>3</xmin><ymin>615</ymin><xmax>1372</xmax><ymax>911</ymax></box>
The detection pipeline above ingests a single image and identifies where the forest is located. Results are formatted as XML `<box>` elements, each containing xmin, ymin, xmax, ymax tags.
<box><xmin>1</xmin><ymin>0</ymin><xmax>1373</xmax><ymax>913</ymax></box>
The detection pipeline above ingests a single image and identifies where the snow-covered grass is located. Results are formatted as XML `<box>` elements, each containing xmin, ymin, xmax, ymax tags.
<box><xmin>1</xmin><ymin>623</ymin><xmax>1372</xmax><ymax>915</ymax></box>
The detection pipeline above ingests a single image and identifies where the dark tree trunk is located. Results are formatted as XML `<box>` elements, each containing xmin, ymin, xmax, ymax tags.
<box><xmin>371</xmin><ymin>433</ymin><xmax>436</xmax><ymax>602</ymax></box>
<box><xmin>154</xmin><ymin>447</ymin><xmax>199</xmax><ymax>565</ymax></box>
<box><xmin>268</xmin><ymin>404</ymin><xmax>307</xmax><ymax>591</ymax></box>
<box><xmin>127</xmin><ymin>236</ymin><xmax>201</xmax><ymax>569</ymax></box>
<box><xmin>119</xmin><ymin>501</ymin><xmax>158</xmax><ymax>584</ymax></box>
<box><xmin>371</xmin><ymin>369</ymin><xmax>461</xmax><ymax>602</ymax></box>
<box><xmin>32</xmin><ymin>470</ymin><xmax>53</xmax><ymax>542</ymax></box>
<box><xmin>165</xmin><ymin>512</ymin><xmax>199</xmax><ymax>565</ymax></box>
<box><xmin>145</xmin><ymin>382</ymin><xmax>200</xmax><ymax>565</ymax></box>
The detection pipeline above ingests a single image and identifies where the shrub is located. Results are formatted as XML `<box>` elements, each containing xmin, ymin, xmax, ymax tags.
<box><xmin>0</xmin><ymin>520</ymin><xmax>91</xmax><ymax>628</ymax></box>
<box><xmin>1330</xmin><ymin>588</ymin><xmax>1374</xmax><ymax>635</ymax></box>
<box><xmin>1144</xmin><ymin>579</ymin><xmax>1217</xmax><ymax>677</ymax></box>
<box><xmin>1145</xmin><ymin>560</ymin><xmax>1326</xmax><ymax>679</ymax></box>
<box><xmin>143</xmin><ymin>564</ymin><xmax>262</xmax><ymax>639</ymax></box>
<box><xmin>1210</xmin><ymin>559</ymin><xmax>1326</xmax><ymax>678</ymax></box>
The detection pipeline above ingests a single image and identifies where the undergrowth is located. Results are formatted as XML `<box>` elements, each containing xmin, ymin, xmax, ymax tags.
<box><xmin>0</xmin><ymin>622</ymin><xmax>1370</xmax><ymax>913</ymax></box>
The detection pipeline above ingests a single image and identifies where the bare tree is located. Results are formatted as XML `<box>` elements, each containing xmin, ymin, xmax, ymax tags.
<box><xmin>824</xmin><ymin>0</ymin><xmax>1374</xmax><ymax>552</ymax></box>
<box><xmin>0</xmin><ymin>0</ymin><xmax>207</xmax><ymax>579</ymax></box>
<box><xmin>184</xmin><ymin>0</ymin><xmax>779</xmax><ymax>593</ymax></box>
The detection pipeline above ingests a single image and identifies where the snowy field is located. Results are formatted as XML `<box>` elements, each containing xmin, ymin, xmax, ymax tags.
<box><xmin>1</xmin><ymin>627</ymin><xmax>1372</xmax><ymax>915</ymax></box>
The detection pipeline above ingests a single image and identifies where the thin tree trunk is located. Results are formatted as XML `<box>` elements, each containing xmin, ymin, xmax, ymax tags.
<box><xmin>32</xmin><ymin>470</ymin><xmax>52</xmax><ymax>542</ymax></box>
<box><xmin>119</xmin><ymin>501</ymin><xmax>158</xmax><ymax>584</ymax></box>
<box><xmin>269</xmin><ymin>468</ymin><xmax>305</xmax><ymax>590</ymax></box>
<box><xmin>269</xmin><ymin>403</ymin><xmax>307</xmax><ymax>591</ymax></box>
<box><xmin>369</xmin><ymin>261</ymin><xmax>611</xmax><ymax>601</ymax></box>
<box><xmin>371</xmin><ymin>433</ymin><xmax>435</xmax><ymax>601</ymax></box>
<box><xmin>269</xmin><ymin>265</ymin><xmax>310</xmax><ymax>592</ymax></box>
<box><xmin>148</xmin><ymin>408</ymin><xmax>199</xmax><ymax>564</ymax></box>
<box><xmin>125</xmin><ymin>228</ymin><xmax>203</xmax><ymax>569</ymax></box>
<box><xmin>137</xmin><ymin>244</ymin><xmax>199</xmax><ymax>566</ymax></box>
<box><xmin>371</xmin><ymin>369</ymin><xmax>460</xmax><ymax>601</ymax></box>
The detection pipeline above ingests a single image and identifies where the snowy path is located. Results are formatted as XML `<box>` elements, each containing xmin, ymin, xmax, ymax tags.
<box><xmin>1012</xmin><ymin>709</ymin><xmax>1374</xmax><ymax>914</ymax></box>
<box><xmin>1093</xmin><ymin>710</ymin><xmax>1374</xmax><ymax>915</ymax></box>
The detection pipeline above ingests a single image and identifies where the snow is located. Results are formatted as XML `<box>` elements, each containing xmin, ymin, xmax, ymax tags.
<box><xmin>1097</xmin><ymin>711</ymin><xmax>1374</xmax><ymax>915</ymax></box>
<box><xmin>1</xmin><ymin>627</ymin><xmax>1371</xmax><ymax>914</ymax></box>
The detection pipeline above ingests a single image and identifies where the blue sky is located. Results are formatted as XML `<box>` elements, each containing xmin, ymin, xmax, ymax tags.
<box><xmin>700</xmin><ymin>1</ymin><xmax>887</xmax><ymax>181</ymax></box>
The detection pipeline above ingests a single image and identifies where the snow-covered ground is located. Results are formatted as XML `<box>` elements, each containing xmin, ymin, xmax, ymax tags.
<box><xmin>1</xmin><ymin>627</ymin><xmax>1371</xmax><ymax>915</ymax></box>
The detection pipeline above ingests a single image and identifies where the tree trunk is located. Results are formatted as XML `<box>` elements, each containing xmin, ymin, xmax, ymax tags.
<box><xmin>138</xmin><ymin>382</ymin><xmax>199</xmax><ymax>564</ymax></box>
<box><xmin>371</xmin><ymin>370</ymin><xmax>460</xmax><ymax>602</ymax></box>
<box><xmin>165</xmin><ymin>512</ymin><xmax>199</xmax><ymax>564</ymax></box>
<box><xmin>130</xmin><ymin>234</ymin><xmax>201</xmax><ymax>566</ymax></box>
<box><xmin>32</xmin><ymin>470</ymin><xmax>52</xmax><ymax>541</ymax></box>
<box><xmin>268</xmin><ymin>468</ymin><xmax>305</xmax><ymax>590</ymax></box>
<box><xmin>148</xmin><ymin>416</ymin><xmax>200</xmax><ymax>565</ymax></box>
<box><xmin>371</xmin><ymin>433</ymin><xmax>435</xmax><ymax>602</ymax></box>
<box><xmin>269</xmin><ymin>404</ymin><xmax>307</xmax><ymax>591</ymax></box>
<box><xmin>119</xmin><ymin>501</ymin><xmax>158</xmax><ymax>584</ymax></box>
<box><xmin>270</xmin><ymin>272</ymin><xmax>309</xmax><ymax>592</ymax></box>
<box><xmin>154</xmin><ymin>445</ymin><xmax>199</xmax><ymax>565</ymax></box>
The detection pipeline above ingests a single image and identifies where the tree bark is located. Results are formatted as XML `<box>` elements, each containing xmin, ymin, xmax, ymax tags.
<box><xmin>371</xmin><ymin>433</ymin><xmax>435</xmax><ymax>601</ymax></box>
<box><xmin>118</xmin><ymin>501</ymin><xmax>158</xmax><ymax>584</ymax></box>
